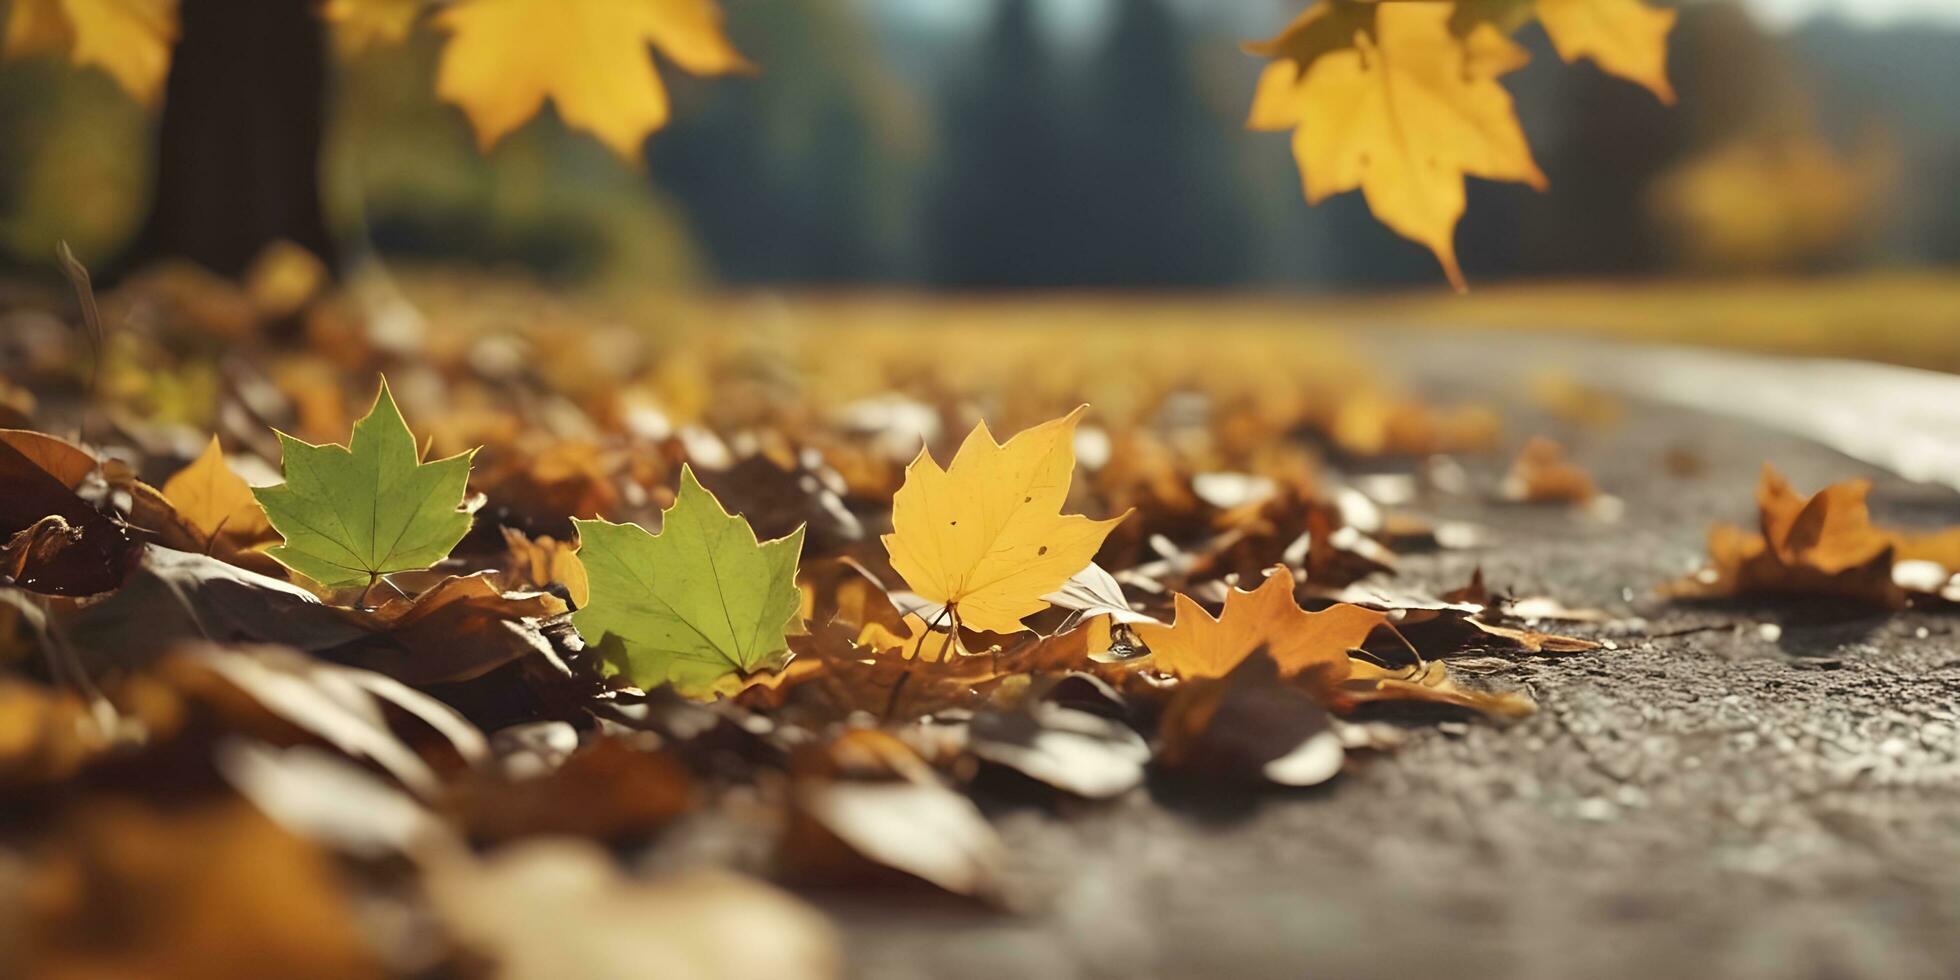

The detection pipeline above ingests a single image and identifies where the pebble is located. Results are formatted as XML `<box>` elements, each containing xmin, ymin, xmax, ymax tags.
<box><xmin>1575</xmin><ymin>797</ymin><xmax>1617</xmax><ymax>822</ymax></box>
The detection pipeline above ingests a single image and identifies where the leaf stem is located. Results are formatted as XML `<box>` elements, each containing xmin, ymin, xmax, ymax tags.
<box><xmin>933</xmin><ymin>603</ymin><xmax>959</xmax><ymax>663</ymax></box>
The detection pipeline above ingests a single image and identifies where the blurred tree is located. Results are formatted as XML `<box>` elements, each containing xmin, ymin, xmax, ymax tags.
<box><xmin>1461</xmin><ymin>4</ymin><xmax>1792</xmax><ymax>280</ymax></box>
<box><xmin>1073</xmin><ymin>0</ymin><xmax>1251</xmax><ymax>287</ymax></box>
<box><xmin>130</xmin><ymin>0</ymin><xmax>337</xmax><ymax>278</ymax></box>
<box><xmin>921</xmin><ymin>0</ymin><xmax>1094</xmax><ymax>288</ymax></box>
<box><xmin>649</xmin><ymin>0</ymin><xmax>917</xmax><ymax>284</ymax></box>
<box><xmin>1462</xmin><ymin>30</ymin><xmax>1683</xmax><ymax>279</ymax></box>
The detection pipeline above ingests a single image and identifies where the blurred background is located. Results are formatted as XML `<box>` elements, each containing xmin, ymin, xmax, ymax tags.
<box><xmin>0</xmin><ymin>0</ymin><xmax>1956</xmax><ymax>291</ymax></box>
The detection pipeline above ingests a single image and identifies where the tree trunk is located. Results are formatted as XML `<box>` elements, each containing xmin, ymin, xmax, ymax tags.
<box><xmin>128</xmin><ymin>0</ymin><xmax>336</xmax><ymax>278</ymax></box>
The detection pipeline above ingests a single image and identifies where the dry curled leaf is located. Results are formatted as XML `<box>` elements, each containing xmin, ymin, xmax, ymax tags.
<box><xmin>499</xmin><ymin>526</ymin><xmax>590</xmax><ymax>608</ymax></box>
<box><xmin>1666</xmin><ymin>464</ymin><xmax>1919</xmax><ymax>607</ymax></box>
<box><xmin>452</xmin><ymin>736</ymin><xmax>693</xmax><ymax>844</ymax></box>
<box><xmin>158</xmin><ymin>643</ymin><xmax>488</xmax><ymax>796</ymax></box>
<box><xmin>57</xmin><ymin>548</ymin><xmax>563</xmax><ymax>688</ymax></box>
<box><xmin>1501</xmin><ymin>436</ymin><xmax>1599</xmax><ymax>505</ymax></box>
<box><xmin>1335</xmin><ymin>659</ymin><xmax>1536</xmax><ymax>720</ymax></box>
<box><xmin>1156</xmin><ymin>648</ymin><xmax>1346</xmax><ymax>788</ymax></box>
<box><xmin>782</xmin><ymin>730</ymin><xmax>1004</xmax><ymax>898</ymax></box>
<box><xmin>0</xmin><ymin>430</ymin><xmax>138</xmax><ymax>596</ymax></box>
<box><xmin>962</xmin><ymin>697</ymin><xmax>1149</xmax><ymax>799</ymax></box>
<box><xmin>347</xmin><ymin>572</ymin><xmax>569</xmax><ymax>686</ymax></box>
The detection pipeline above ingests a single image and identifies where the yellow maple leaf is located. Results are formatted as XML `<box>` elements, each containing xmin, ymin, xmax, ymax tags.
<box><xmin>3</xmin><ymin>0</ymin><xmax>176</xmax><ymax>104</ymax></box>
<box><xmin>882</xmin><ymin>407</ymin><xmax>1128</xmax><ymax>636</ymax></box>
<box><xmin>1248</xmin><ymin>2</ymin><xmax>1546</xmax><ymax>290</ymax></box>
<box><xmin>1535</xmin><ymin>0</ymin><xmax>1676</xmax><ymax>104</ymax></box>
<box><xmin>1133</xmin><ymin>566</ymin><xmax>1387</xmax><ymax>682</ymax></box>
<box><xmin>432</xmin><ymin>0</ymin><xmax>751</xmax><ymax>161</ymax></box>
<box><xmin>161</xmin><ymin>436</ymin><xmax>273</xmax><ymax>546</ymax></box>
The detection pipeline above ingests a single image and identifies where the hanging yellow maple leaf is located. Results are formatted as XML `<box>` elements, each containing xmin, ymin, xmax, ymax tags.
<box><xmin>1134</xmin><ymin>567</ymin><xmax>1388</xmax><ymax>682</ymax></box>
<box><xmin>1249</xmin><ymin>2</ymin><xmax>1545</xmax><ymax>290</ymax></box>
<box><xmin>3</xmin><ymin>0</ymin><xmax>176</xmax><ymax>104</ymax></box>
<box><xmin>1532</xmin><ymin>0</ymin><xmax>1676</xmax><ymax>103</ymax></box>
<box><xmin>882</xmin><ymin>407</ymin><xmax>1128</xmax><ymax>636</ymax></box>
<box><xmin>432</xmin><ymin>0</ymin><xmax>751</xmax><ymax>161</ymax></box>
<box><xmin>1452</xmin><ymin>0</ymin><xmax>1677</xmax><ymax>103</ymax></box>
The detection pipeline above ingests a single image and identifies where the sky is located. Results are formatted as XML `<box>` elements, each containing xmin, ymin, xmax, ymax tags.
<box><xmin>1742</xmin><ymin>0</ymin><xmax>1960</xmax><ymax>28</ymax></box>
<box><xmin>873</xmin><ymin>0</ymin><xmax>1960</xmax><ymax>38</ymax></box>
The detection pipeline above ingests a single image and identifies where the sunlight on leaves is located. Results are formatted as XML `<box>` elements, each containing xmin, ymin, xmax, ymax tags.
<box><xmin>1133</xmin><ymin>566</ymin><xmax>1387</xmax><ymax>682</ymax></box>
<box><xmin>572</xmin><ymin>464</ymin><xmax>804</xmax><ymax>697</ymax></box>
<box><xmin>254</xmin><ymin>379</ymin><xmax>477</xmax><ymax>590</ymax></box>
<box><xmin>883</xmin><ymin>406</ymin><xmax>1129</xmax><ymax>635</ymax></box>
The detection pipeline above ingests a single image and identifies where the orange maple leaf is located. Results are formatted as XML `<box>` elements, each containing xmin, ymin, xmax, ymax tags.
<box><xmin>1134</xmin><ymin>566</ymin><xmax>1387</xmax><ymax>683</ymax></box>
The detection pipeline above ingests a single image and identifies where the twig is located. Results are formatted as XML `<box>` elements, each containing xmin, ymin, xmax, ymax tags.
<box><xmin>54</xmin><ymin>241</ymin><xmax>104</xmax><ymax>450</ymax></box>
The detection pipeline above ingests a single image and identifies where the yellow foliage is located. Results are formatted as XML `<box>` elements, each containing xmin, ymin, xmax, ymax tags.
<box><xmin>433</xmin><ymin>0</ymin><xmax>750</xmax><ymax>161</ymax></box>
<box><xmin>1249</xmin><ymin>3</ymin><xmax>1545</xmax><ymax>291</ymax></box>
<box><xmin>1535</xmin><ymin>0</ymin><xmax>1676</xmax><ymax>103</ymax></box>
<box><xmin>883</xmin><ymin>407</ymin><xmax>1128</xmax><ymax>636</ymax></box>
<box><xmin>1249</xmin><ymin>0</ymin><xmax>1679</xmax><ymax>289</ymax></box>
<box><xmin>1649</xmin><ymin>133</ymin><xmax>1892</xmax><ymax>273</ymax></box>
<box><xmin>3</xmin><ymin>0</ymin><xmax>176</xmax><ymax>104</ymax></box>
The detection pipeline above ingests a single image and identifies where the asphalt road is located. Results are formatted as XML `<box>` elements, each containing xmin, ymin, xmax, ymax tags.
<box><xmin>829</xmin><ymin>338</ymin><xmax>1960</xmax><ymax>980</ymax></box>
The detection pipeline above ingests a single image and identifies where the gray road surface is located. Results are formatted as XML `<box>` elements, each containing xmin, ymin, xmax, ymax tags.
<box><xmin>831</xmin><ymin>338</ymin><xmax>1960</xmax><ymax>980</ymax></box>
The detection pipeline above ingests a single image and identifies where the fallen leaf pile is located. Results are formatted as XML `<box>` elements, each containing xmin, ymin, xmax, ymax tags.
<box><xmin>0</xmin><ymin>263</ymin><xmax>1631</xmax><ymax>973</ymax></box>
<box><xmin>1668</xmin><ymin>463</ymin><xmax>1960</xmax><ymax>607</ymax></box>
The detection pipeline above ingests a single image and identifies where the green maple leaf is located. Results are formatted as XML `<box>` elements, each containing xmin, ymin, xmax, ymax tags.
<box><xmin>253</xmin><ymin>379</ymin><xmax>477</xmax><ymax>589</ymax></box>
<box><xmin>572</xmin><ymin>465</ymin><xmax>805</xmax><ymax>698</ymax></box>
